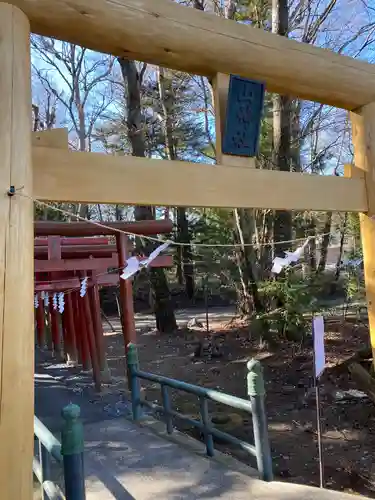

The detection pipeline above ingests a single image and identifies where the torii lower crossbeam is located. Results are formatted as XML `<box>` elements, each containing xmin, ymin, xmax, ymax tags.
<box><xmin>32</xmin><ymin>146</ymin><xmax>367</xmax><ymax>213</ymax></box>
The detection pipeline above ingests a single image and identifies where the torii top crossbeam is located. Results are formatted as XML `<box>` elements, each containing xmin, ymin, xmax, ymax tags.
<box><xmin>7</xmin><ymin>0</ymin><xmax>375</xmax><ymax>110</ymax></box>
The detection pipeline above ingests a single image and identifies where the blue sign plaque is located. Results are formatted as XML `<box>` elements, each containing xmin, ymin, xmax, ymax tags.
<box><xmin>222</xmin><ymin>75</ymin><xmax>265</xmax><ymax>157</ymax></box>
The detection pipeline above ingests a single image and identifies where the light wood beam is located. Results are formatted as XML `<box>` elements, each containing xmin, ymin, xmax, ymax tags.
<box><xmin>213</xmin><ymin>73</ymin><xmax>230</xmax><ymax>165</ymax></box>
<box><xmin>6</xmin><ymin>0</ymin><xmax>375</xmax><ymax>109</ymax></box>
<box><xmin>32</xmin><ymin>128</ymin><xmax>68</xmax><ymax>148</ymax></box>
<box><xmin>0</xmin><ymin>5</ymin><xmax>34</xmax><ymax>499</ymax></box>
<box><xmin>350</xmin><ymin>105</ymin><xmax>375</xmax><ymax>367</ymax></box>
<box><xmin>32</xmin><ymin>147</ymin><xmax>367</xmax><ymax>213</ymax></box>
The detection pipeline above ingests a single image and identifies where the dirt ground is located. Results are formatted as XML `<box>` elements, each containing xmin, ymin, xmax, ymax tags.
<box><xmin>103</xmin><ymin>312</ymin><xmax>375</xmax><ymax>497</ymax></box>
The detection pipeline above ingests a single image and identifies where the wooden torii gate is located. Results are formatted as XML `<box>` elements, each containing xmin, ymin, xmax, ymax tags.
<box><xmin>0</xmin><ymin>1</ymin><xmax>375</xmax><ymax>497</ymax></box>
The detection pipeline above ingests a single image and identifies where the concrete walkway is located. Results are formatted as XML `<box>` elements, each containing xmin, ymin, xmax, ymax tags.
<box><xmin>83</xmin><ymin>418</ymin><xmax>369</xmax><ymax>500</ymax></box>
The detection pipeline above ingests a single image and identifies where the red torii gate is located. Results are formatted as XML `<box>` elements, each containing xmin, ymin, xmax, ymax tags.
<box><xmin>34</xmin><ymin>220</ymin><xmax>173</xmax><ymax>391</ymax></box>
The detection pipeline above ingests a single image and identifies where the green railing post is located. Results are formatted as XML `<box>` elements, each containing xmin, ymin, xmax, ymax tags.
<box><xmin>199</xmin><ymin>397</ymin><xmax>214</xmax><ymax>457</ymax></box>
<box><xmin>126</xmin><ymin>343</ymin><xmax>142</xmax><ymax>421</ymax></box>
<box><xmin>39</xmin><ymin>441</ymin><xmax>51</xmax><ymax>500</ymax></box>
<box><xmin>161</xmin><ymin>384</ymin><xmax>173</xmax><ymax>434</ymax></box>
<box><xmin>61</xmin><ymin>403</ymin><xmax>86</xmax><ymax>500</ymax></box>
<box><xmin>247</xmin><ymin>359</ymin><xmax>273</xmax><ymax>481</ymax></box>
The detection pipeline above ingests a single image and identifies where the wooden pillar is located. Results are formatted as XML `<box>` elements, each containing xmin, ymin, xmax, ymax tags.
<box><xmin>36</xmin><ymin>296</ymin><xmax>45</xmax><ymax>347</ymax></box>
<box><xmin>81</xmin><ymin>286</ymin><xmax>101</xmax><ymax>392</ymax></box>
<box><xmin>116</xmin><ymin>234</ymin><xmax>136</xmax><ymax>389</ymax></box>
<box><xmin>350</xmin><ymin>104</ymin><xmax>375</xmax><ymax>366</ymax></box>
<box><xmin>61</xmin><ymin>307</ymin><xmax>75</xmax><ymax>366</ymax></box>
<box><xmin>46</xmin><ymin>237</ymin><xmax>62</xmax><ymax>356</ymax></box>
<box><xmin>213</xmin><ymin>73</ymin><xmax>230</xmax><ymax>164</ymax></box>
<box><xmin>72</xmin><ymin>293</ymin><xmax>84</xmax><ymax>366</ymax></box>
<box><xmin>89</xmin><ymin>281</ymin><xmax>111</xmax><ymax>382</ymax></box>
<box><xmin>49</xmin><ymin>301</ymin><xmax>61</xmax><ymax>357</ymax></box>
<box><xmin>64</xmin><ymin>293</ymin><xmax>78</xmax><ymax>365</ymax></box>
<box><xmin>44</xmin><ymin>307</ymin><xmax>53</xmax><ymax>351</ymax></box>
<box><xmin>0</xmin><ymin>5</ymin><xmax>33</xmax><ymax>499</ymax></box>
<box><xmin>116</xmin><ymin>234</ymin><xmax>137</xmax><ymax>348</ymax></box>
<box><xmin>78</xmin><ymin>295</ymin><xmax>92</xmax><ymax>371</ymax></box>
<box><xmin>60</xmin><ymin>308</ymin><xmax>67</xmax><ymax>354</ymax></box>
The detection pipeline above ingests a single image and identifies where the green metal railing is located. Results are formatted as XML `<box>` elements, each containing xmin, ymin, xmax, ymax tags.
<box><xmin>126</xmin><ymin>343</ymin><xmax>273</xmax><ymax>481</ymax></box>
<box><xmin>33</xmin><ymin>404</ymin><xmax>86</xmax><ymax>500</ymax></box>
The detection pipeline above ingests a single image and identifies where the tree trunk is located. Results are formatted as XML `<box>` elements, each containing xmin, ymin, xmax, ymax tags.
<box><xmin>272</xmin><ymin>0</ymin><xmax>292</xmax><ymax>256</ymax></box>
<box><xmin>233</xmin><ymin>209</ymin><xmax>264</xmax><ymax>316</ymax></box>
<box><xmin>175</xmin><ymin>211</ymin><xmax>184</xmax><ymax>286</ymax></box>
<box><xmin>157</xmin><ymin>66</ymin><xmax>195</xmax><ymax>300</ymax></box>
<box><xmin>233</xmin><ymin>219</ymin><xmax>254</xmax><ymax>316</ymax></box>
<box><xmin>317</xmin><ymin>212</ymin><xmax>332</xmax><ymax>273</ymax></box>
<box><xmin>290</xmin><ymin>99</ymin><xmax>302</xmax><ymax>173</ymax></box>
<box><xmin>118</xmin><ymin>57</ymin><xmax>177</xmax><ymax>333</ymax></box>
<box><xmin>115</xmin><ymin>205</ymin><xmax>122</xmax><ymax>221</ymax></box>
<box><xmin>72</xmin><ymin>50</ymin><xmax>89</xmax><ymax>219</ymax></box>
<box><xmin>177</xmin><ymin>208</ymin><xmax>195</xmax><ymax>299</ymax></box>
<box><xmin>305</xmin><ymin>215</ymin><xmax>317</xmax><ymax>272</ymax></box>
<box><xmin>334</xmin><ymin>213</ymin><xmax>347</xmax><ymax>283</ymax></box>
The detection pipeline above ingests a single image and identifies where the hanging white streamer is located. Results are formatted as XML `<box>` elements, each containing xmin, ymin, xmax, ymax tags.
<box><xmin>120</xmin><ymin>241</ymin><xmax>171</xmax><ymax>280</ymax></box>
<box><xmin>120</xmin><ymin>256</ymin><xmax>140</xmax><ymax>280</ymax></box>
<box><xmin>52</xmin><ymin>293</ymin><xmax>58</xmax><ymax>310</ymax></box>
<box><xmin>43</xmin><ymin>291</ymin><xmax>49</xmax><ymax>307</ymax></box>
<box><xmin>34</xmin><ymin>294</ymin><xmax>39</xmax><ymax>309</ymax></box>
<box><xmin>271</xmin><ymin>238</ymin><xmax>310</xmax><ymax>274</ymax></box>
<box><xmin>80</xmin><ymin>277</ymin><xmax>88</xmax><ymax>297</ymax></box>
<box><xmin>58</xmin><ymin>292</ymin><xmax>65</xmax><ymax>314</ymax></box>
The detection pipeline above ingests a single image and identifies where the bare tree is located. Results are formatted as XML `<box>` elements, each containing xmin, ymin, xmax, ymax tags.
<box><xmin>31</xmin><ymin>37</ymin><xmax>115</xmax><ymax>218</ymax></box>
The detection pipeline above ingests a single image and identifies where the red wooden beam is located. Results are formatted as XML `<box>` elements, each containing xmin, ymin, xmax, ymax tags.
<box><xmin>35</xmin><ymin>220</ymin><xmax>173</xmax><ymax>237</ymax></box>
<box><xmin>35</xmin><ymin>237</ymin><xmax>110</xmax><ymax>246</ymax></box>
<box><xmin>34</xmin><ymin>257</ymin><xmax>117</xmax><ymax>273</ymax></box>
<box><xmin>34</xmin><ymin>255</ymin><xmax>172</xmax><ymax>274</ymax></box>
<box><xmin>35</xmin><ymin>278</ymin><xmax>81</xmax><ymax>292</ymax></box>
<box><xmin>34</xmin><ymin>275</ymin><xmax>117</xmax><ymax>292</ymax></box>
<box><xmin>35</xmin><ymin>245</ymin><xmax>117</xmax><ymax>259</ymax></box>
